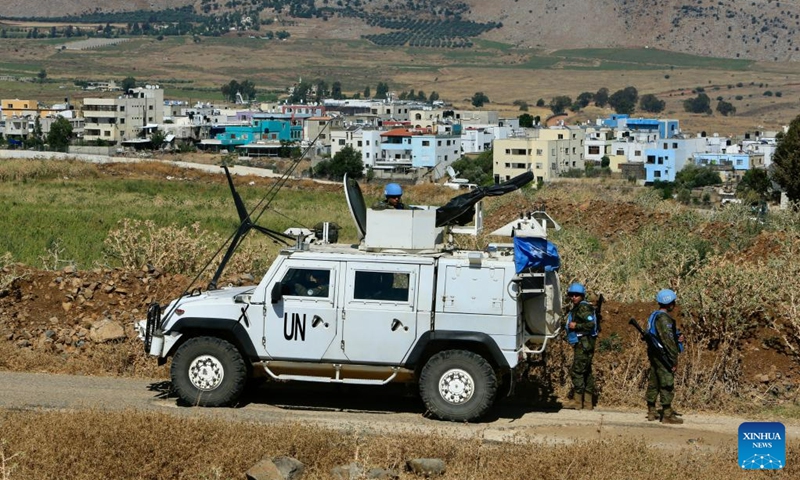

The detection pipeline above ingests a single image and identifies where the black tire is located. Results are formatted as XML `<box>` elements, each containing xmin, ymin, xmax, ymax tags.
<box><xmin>171</xmin><ymin>336</ymin><xmax>248</xmax><ymax>407</ymax></box>
<box><xmin>418</xmin><ymin>349</ymin><xmax>497</xmax><ymax>422</ymax></box>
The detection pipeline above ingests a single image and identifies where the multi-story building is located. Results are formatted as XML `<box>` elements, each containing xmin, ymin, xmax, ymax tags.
<box><xmin>493</xmin><ymin>126</ymin><xmax>585</xmax><ymax>184</ymax></box>
<box><xmin>82</xmin><ymin>86</ymin><xmax>164</xmax><ymax>143</ymax></box>
<box><xmin>583</xmin><ymin>125</ymin><xmax>614</xmax><ymax>164</ymax></box>
<box><xmin>374</xmin><ymin>125</ymin><xmax>462</xmax><ymax>179</ymax></box>
<box><xmin>330</xmin><ymin>126</ymin><xmax>382</xmax><ymax>168</ymax></box>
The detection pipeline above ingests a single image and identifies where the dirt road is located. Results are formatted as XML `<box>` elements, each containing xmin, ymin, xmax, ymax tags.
<box><xmin>2</xmin><ymin>371</ymin><xmax>792</xmax><ymax>451</ymax></box>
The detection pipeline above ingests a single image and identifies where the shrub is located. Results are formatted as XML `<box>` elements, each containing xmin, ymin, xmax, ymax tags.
<box><xmin>102</xmin><ymin>219</ymin><xmax>268</xmax><ymax>278</ymax></box>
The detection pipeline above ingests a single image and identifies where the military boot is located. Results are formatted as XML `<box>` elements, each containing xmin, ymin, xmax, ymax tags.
<box><xmin>583</xmin><ymin>392</ymin><xmax>594</xmax><ymax>410</ymax></box>
<box><xmin>561</xmin><ymin>395</ymin><xmax>583</xmax><ymax>410</ymax></box>
<box><xmin>661</xmin><ymin>407</ymin><xmax>684</xmax><ymax>425</ymax></box>
<box><xmin>646</xmin><ymin>403</ymin><xmax>659</xmax><ymax>421</ymax></box>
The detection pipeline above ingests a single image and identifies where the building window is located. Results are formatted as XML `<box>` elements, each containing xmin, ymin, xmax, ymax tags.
<box><xmin>339</xmin><ymin>139</ymin><xmax>345</xmax><ymax>145</ymax></box>
<box><xmin>357</xmin><ymin>141</ymin><xmax>362</xmax><ymax>147</ymax></box>
<box><xmin>120</xmin><ymin>119</ymin><xmax>125</xmax><ymax>124</ymax></box>
<box><xmin>654</xmin><ymin>171</ymin><xmax>661</xmax><ymax>178</ymax></box>
<box><xmin>535</xmin><ymin>163</ymin><xmax>543</xmax><ymax>169</ymax></box>
<box><xmin>422</xmin><ymin>140</ymin><xmax>430</xmax><ymax>146</ymax></box>
<box><xmin>119</xmin><ymin>106</ymin><xmax>125</xmax><ymax>112</ymax></box>
<box><xmin>588</xmin><ymin>146</ymin><xmax>600</xmax><ymax>155</ymax></box>
<box><xmin>616</xmin><ymin>149</ymin><xmax>624</xmax><ymax>155</ymax></box>
<box><xmin>634</xmin><ymin>150</ymin><xmax>641</xmax><ymax>156</ymax></box>
<box><xmin>366</xmin><ymin>140</ymin><xmax>370</xmax><ymax>146</ymax></box>
<box><xmin>558</xmin><ymin>134</ymin><xmax>564</xmax><ymax>139</ymax></box>
<box><xmin>536</xmin><ymin>149</ymin><xmax>543</xmax><ymax>156</ymax></box>
<box><xmin>673</xmin><ymin>143</ymin><xmax>678</xmax><ymax>148</ymax></box>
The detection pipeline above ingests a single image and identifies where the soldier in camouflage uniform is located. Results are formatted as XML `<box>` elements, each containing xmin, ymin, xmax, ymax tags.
<box><xmin>372</xmin><ymin>183</ymin><xmax>407</xmax><ymax>210</ymax></box>
<box><xmin>645</xmin><ymin>289</ymin><xmax>685</xmax><ymax>424</ymax></box>
<box><xmin>563</xmin><ymin>282</ymin><xmax>598</xmax><ymax>410</ymax></box>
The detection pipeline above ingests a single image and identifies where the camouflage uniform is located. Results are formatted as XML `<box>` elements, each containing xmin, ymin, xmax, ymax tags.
<box><xmin>645</xmin><ymin>311</ymin><xmax>681</xmax><ymax>408</ymax></box>
<box><xmin>568</xmin><ymin>301</ymin><xmax>597</xmax><ymax>397</ymax></box>
<box><xmin>371</xmin><ymin>199</ymin><xmax>406</xmax><ymax>210</ymax></box>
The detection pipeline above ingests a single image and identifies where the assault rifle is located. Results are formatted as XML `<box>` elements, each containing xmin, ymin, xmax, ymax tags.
<box><xmin>628</xmin><ymin>318</ymin><xmax>674</xmax><ymax>371</ymax></box>
<box><xmin>594</xmin><ymin>294</ymin><xmax>604</xmax><ymax>334</ymax></box>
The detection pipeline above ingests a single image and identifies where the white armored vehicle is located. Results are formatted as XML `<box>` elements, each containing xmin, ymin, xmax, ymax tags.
<box><xmin>138</xmin><ymin>170</ymin><xmax>562</xmax><ymax>421</ymax></box>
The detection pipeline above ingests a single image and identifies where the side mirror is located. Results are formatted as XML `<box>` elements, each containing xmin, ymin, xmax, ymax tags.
<box><xmin>271</xmin><ymin>282</ymin><xmax>283</xmax><ymax>304</ymax></box>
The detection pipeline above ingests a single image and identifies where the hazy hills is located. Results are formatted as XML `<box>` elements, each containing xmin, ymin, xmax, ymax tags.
<box><xmin>1</xmin><ymin>0</ymin><xmax>799</xmax><ymax>62</ymax></box>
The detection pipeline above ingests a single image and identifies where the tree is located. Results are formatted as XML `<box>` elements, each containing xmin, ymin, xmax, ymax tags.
<box><xmin>32</xmin><ymin>117</ymin><xmax>44</xmax><ymax>149</ymax></box>
<box><xmin>363</xmin><ymin>86</ymin><xmax>371</xmax><ymax>98</ymax></box>
<box><xmin>450</xmin><ymin>150</ymin><xmax>493</xmax><ymax>185</ymax></box>
<box><xmin>289</xmin><ymin>80</ymin><xmax>312</xmax><ymax>104</ymax></box>
<box><xmin>576</xmin><ymin>92</ymin><xmax>594</xmax><ymax>109</ymax></box>
<box><xmin>149</xmin><ymin>130</ymin><xmax>167</xmax><ymax>150</ymax></box>
<box><xmin>319</xmin><ymin>145</ymin><xmax>364</xmax><ymax>180</ymax></box>
<box><xmin>121</xmin><ymin>76</ymin><xmax>137</xmax><ymax>91</ymax></box>
<box><xmin>37</xmin><ymin>69</ymin><xmax>47</xmax><ymax>83</ymax></box>
<box><xmin>737</xmin><ymin>168</ymin><xmax>771</xmax><ymax>200</ymax></box>
<box><xmin>471</xmin><ymin>91</ymin><xmax>489</xmax><ymax>107</ymax></box>
<box><xmin>375</xmin><ymin>82</ymin><xmax>389</xmax><ymax>99</ymax></box>
<box><xmin>771</xmin><ymin>115</ymin><xmax>800</xmax><ymax>206</ymax></box>
<box><xmin>518</xmin><ymin>113</ymin><xmax>534</xmax><ymax>128</ymax></box>
<box><xmin>46</xmin><ymin>117</ymin><xmax>73</xmax><ymax>152</ymax></box>
<box><xmin>683</xmin><ymin>93</ymin><xmax>712</xmax><ymax>114</ymax></box>
<box><xmin>716</xmin><ymin>100</ymin><xmax>736</xmax><ymax>116</ymax></box>
<box><xmin>221</xmin><ymin>80</ymin><xmax>241</xmax><ymax>102</ymax></box>
<box><xmin>608</xmin><ymin>87</ymin><xmax>638</xmax><ymax>115</ymax></box>
<box><xmin>428</xmin><ymin>91</ymin><xmax>439</xmax><ymax>103</ymax></box>
<box><xmin>639</xmin><ymin>94</ymin><xmax>665</xmax><ymax>113</ymax></box>
<box><xmin>331</xmin><ymin>81</ymin><xmax>343</xmax><ymax>100</ymax></box>
<box><xmin>594</xmin><ymin>87</ymin><xmax>609</xmax><ymax>107</ymax></box>
<box><xmin>675</xmin><ymin>164</ymin><xmax>721</xmax><ymax>189</ymax></box>
<box><xmin>549</xmin><ymin>96</ymin><xmax>572</xmax><ymax>115</ymax></box>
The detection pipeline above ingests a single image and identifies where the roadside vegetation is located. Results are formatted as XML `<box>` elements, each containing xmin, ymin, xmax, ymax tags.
<box><xmin>0</xmin><ymin>409</ymin><xmax>797</xmax><ymax>480</ymax></box>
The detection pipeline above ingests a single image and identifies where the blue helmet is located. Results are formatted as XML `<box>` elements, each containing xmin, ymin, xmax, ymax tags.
<box><xmin>384</xmin><ymin>183</ymin><xmax>403</xmax><ymax>197</ymax></box>
<box><xmin>656</xmin><ymin>289</ymin><xmax>677</xmax><ymax>305</ymax></box>
<box><xmin>567</xmin><ymin>282</ymin><xmax>586</xmax><ymax>296</ymax></box>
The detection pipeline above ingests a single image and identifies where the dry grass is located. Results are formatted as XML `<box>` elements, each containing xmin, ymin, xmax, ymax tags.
<box><xmin>0</xmin><ymin>409</ymin><xmax>797</xmax><ymax>480</ymax></box>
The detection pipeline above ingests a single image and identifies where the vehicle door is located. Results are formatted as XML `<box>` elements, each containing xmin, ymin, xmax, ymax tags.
<box><xmin>341</xmin><ymin>262</ymin><xmax>419</xmax><ymax>364</ymax></box>
<box><xmin>263</xmin><ymin>260</ymin><xmax>339</xmax><ymax>361</ymax></box>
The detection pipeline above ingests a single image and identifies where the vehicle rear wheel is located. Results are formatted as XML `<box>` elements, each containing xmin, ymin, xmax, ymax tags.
<box><xmin>171</xmin><ymin>336</ymin><xmax>247</xmax><ymax>407</ymax></box>
<box><xmin>419</xmin><ymin>349</ymin><xmax>497</xmax><ymax>422</ymax></box>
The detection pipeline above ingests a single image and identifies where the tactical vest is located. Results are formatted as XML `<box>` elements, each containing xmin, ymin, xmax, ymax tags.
<box><xmin>567</xmin><ymin>301</ymin><xmax>598</xmax><ymax>345</ymax></box>
<box><xmin>647</xmin><ymin>310</ymin><xmax>684</xmax><ymax>353</ymax></box>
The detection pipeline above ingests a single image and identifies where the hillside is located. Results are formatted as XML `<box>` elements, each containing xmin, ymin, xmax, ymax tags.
<box><xmin>0</xmin><ymin>0</ymin><xmax>799</xmax><ymax>62</ymax></box>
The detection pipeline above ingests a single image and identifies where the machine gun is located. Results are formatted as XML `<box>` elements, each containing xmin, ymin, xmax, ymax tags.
<box><xmin>628</xmin><ymin>318</ymin><xmax>674</xmax><ymax>371</ymax></box>
<box><xmin>435</xmin><ymin>171</ymin><xmax>533</xmax><ymax>227</ymax></box>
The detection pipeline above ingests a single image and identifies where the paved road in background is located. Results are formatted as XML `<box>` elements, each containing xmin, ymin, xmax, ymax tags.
<box><xmin>2</xmin><ymin>370</ymin><xmax>792</xmax><ymax>450</ymax></box>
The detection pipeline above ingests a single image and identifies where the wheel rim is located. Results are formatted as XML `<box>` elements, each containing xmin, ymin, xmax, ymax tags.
<box><xmin>438</xmin><ymin>368</ymin><xmax>475</xmax><ymax>404</ymax></box>
<box><xmin>188</xmin><ymin>354</ymin><xmax>225</xmax><ymax>391</ymax></box>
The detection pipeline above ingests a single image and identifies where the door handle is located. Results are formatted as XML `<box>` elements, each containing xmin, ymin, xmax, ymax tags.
<box><xmin>312</xmin><ymin>315</ymin><xmax>328</xmax><ymax>328</ymax></box>
<box><xmin>391</xmin><ymin>319</ymin><xmax>408</xmax><ymax>332</ymax></box>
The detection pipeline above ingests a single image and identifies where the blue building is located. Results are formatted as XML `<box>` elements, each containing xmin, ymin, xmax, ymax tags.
<box><xmin>201</xmin><ymin>118</ymin><xmax>303</xmax><ymax>151</ymax></box>
<box><xmin>693</xmin><ymin>153</ymin><xmax>752</xmax><ymax>172</ymax></box>
<box><xmin>644</xmin><ymin>148</ymin><xmax>677</xmax><ymax>182</ymax></box>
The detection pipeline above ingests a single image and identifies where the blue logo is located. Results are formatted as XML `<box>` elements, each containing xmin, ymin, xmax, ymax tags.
<box><xmin>738</xmin><ymin>422</ymin><xmax>785</xmax><ymax>470</ymax></box>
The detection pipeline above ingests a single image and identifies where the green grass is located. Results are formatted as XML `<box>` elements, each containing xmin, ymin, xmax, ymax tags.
<box><xmin>0</xmin><ymin>167</ymin><xmax>356</xmax><ymax>268</ymax></box>
<box><xmin>552</xmin><ymin>48</ymin><xmax>754</xmax><ymax>70</ymax></box>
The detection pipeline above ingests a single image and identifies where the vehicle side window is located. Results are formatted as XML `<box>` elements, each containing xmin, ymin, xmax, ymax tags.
<box><xmin>353</xmin><ymin>271</ymin><xmax>409</xmax><ymax>302</ymax></box>
<box><xmin>282</xmin><ymin>268</ymin><xmax>331</xmax><ymax>298</ymax></box>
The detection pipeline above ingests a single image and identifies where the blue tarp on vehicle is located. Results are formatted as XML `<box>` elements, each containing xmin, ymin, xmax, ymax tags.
<box><xmin>513</xmin><ymin>236</ymin><xmax>560</xmax><ymax>273</ymax></box>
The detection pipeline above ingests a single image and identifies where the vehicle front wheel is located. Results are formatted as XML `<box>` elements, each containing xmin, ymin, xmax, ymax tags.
<box><xmin>419</xmin><ymin>349</ymin><xmax>497</xmax><ymax>422</ymax></box>
<box><xmin>171</xmin><ymin>336</ymin><xmax>248</xmax><ymax>407</ymax></box>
